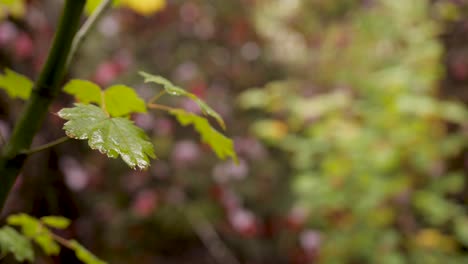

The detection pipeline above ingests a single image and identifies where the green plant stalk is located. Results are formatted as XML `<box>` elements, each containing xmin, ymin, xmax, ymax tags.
<box><xmin>0</xmin><ymin>0</ymin><xmax>86</xmax><ymax>212</ymax></box>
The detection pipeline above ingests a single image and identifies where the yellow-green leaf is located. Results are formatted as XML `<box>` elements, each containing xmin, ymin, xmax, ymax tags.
<box><xmin>121</xmin><ymin>0</ymin><xmax>166</xmax><ymax>16</ymax></box>
<box><xmin>58</xmin><ymin>104</ymin><xmax>155</xmax><ymax>169</ymax></box>
<box><xmin>63</xmin><ymin>79</ymin><xmax>102</xmax><ymax>105</ymax></box>
<box><xmin>104</xmin><ymin>85</ymin><xmax>147</xmax><ymax>117</ymax></box>
<box><xmin>0</xmin><ymin>0</ymin><xmax>26</xmax><ymax>18</ymax></box>
<box><xmin>69</xmin><ymin>240</ymin><xmax>107</xmax><ymax>264</ymax></box>
<box><xmin>40</xmin><ymin>216</ymin><xmax>71</xmax><ymax>230</ymax></box>
<box><xmin>7</xmin><ymin>214</ymin><xmax>60</xmax><ymax>256</ymax></box>
<box><xmin>85</xmin><ymin>0</ymin><xmax>120</xmax><ymax>14</ymax></box>
<box><xmin>63</xmin><ymin>81</ymin><xmax>146</xmax><ymax>117</ymax></box>
<box><xmin>85</xmin><ymin>0</ymin><xmax>165</xmax><ymax>16</ymax></box>
<box><xmin>0</xmin><ymin>68</ymin><xmax>33</xmax><ymax>99</ymax></box>
<box><xmin>170</xmin><ymin>109</ymin><xmax>237</xmax><ymax>162</ymax></box>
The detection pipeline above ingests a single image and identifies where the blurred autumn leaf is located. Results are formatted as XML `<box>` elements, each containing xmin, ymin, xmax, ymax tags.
<box><xmin>85</xmin><ymin>0</ymin><xmax>166</xmax><ymax>16</ymax></box>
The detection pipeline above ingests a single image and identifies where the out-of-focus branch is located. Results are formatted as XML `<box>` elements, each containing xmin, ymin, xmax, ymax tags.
<box><xmin>169</xmin><ymin>187</ymin><xmax>240</xmax><ymax>264</ymax></box>
<box><xmin>185</xmin><ymin>209</ymin><xmax>241</xmax><ymax>264</ymax></box>
<box><xmin>65</xmin><ymin>0</ymin><xmax>113</xmax><ymax>69</ymax></box>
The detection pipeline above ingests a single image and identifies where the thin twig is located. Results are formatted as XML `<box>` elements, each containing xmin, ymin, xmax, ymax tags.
<box><xmin>147</xmin><ymin>103</ymin><xmax>176</xmax><ymax>112</ymax></box>
<box><xmin>50</xmin><ymin>232</ymin><xmax>74</xmax><ymax>250</ymax></box>
<box><xmin>148</xmin><ymin>90</ymin><xmax>167</xmax><ymax>104</ymax></box>
<box><xmin>185</xmin><ymin>209</ymin><xmax>241</xmax><ymax>264</ymax></box>
<box><xmin>65</xmin><ymin>0</ymin><xmax>113</xmax><ymax>70</ymax></box>
<box><xmin>170</xmin><ymin>187</ymin><xmax>240</xmax><ymax>264</ymax></box>
<box><xmin>0</xmin><ymin>131</ymin><xmax>5</xmax><ymax>145</ymax></box>
<box><xmin>21</xmin><ymin>137</ymin><xmax>69</xmax><ymax>155</ymax></box>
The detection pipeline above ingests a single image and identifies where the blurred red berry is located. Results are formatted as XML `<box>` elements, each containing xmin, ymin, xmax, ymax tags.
<box><xmin>14</xmin><ymin>33</ymin><xmax>34</xmax><ymax>59</ymax></box>
<box><xmin>132</xmin><ymin>189</ymin><xmax>158</xmax><ymax>218</ymax></box>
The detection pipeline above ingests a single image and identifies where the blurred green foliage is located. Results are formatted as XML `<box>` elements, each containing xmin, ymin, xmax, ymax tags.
<box><xmin>0</xmin><ymin>214</ymin><xmax>106</xmax><ymax>263</ymax></box>
<box><xmin>240</xmin><ymin>0</ymin><xmax>468</xmax><ymax>263</ymax></box>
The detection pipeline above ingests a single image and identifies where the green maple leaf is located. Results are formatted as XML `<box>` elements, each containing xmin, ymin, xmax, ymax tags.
<box><xmin>0</xmin><ymin>68</ymin><xmax>33</xmax><ymax>99</ymax></box>
<box><xmin>0</xmin><ymin>226</ymin><xmax>34</xmax><ymax>262</ymax></box>
<box><xmin>58</xmin><ymin>104</ymin><xmax>155</xmax><ymax>169</ymax></box>
<box><xmin>139</xmin><ymin>71</ymin><xmax>226</xmax><ymax>129</ymax></box>
<box><xmin>170</xmin><ymin>109</ymin><xmax>237</xmax><ymax>162</ymax></box>
<box><xmin>63</xmin><ymin>80</ymin><xmax>146</xmax><ymax>117</ymax></box>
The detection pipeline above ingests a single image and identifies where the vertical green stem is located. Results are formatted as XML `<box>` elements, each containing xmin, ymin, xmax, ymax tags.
<box><xmin>0</xmin><ymin>0</ymin><xmax>86</xmax><ymax>212</ymax></box>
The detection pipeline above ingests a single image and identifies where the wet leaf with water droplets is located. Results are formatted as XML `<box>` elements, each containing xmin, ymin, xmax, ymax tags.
<box><xmin>58</xmin><ymin>104</ymin><xmax>155</xmax><ymax>169</ymax></box>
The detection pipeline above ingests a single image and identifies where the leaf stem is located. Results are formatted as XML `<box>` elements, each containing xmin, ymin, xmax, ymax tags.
<box><xmin>33</xmin><ymin>222</ymin><xmax>74</xmax><ymax>251</ymax></box>
<box><xmin>147</xmin><ymin>103</ymin><xmax>177</xmax><ymax>112</ymax></box>
<box><xmin>49</xmin><ymin>232</ymin><xmax>74</xmax><ymax>250</ymax></box>
<box><xmin>148</xmin><ymin>90</ymin><xmax>167</xmax><ymax>104</ymax></box>
<box><xmin>100</xmin><ymin>90</ymin><xmax>109</xmax><ymax>117</ymax></box>
<box><xmin>65</xmin><ymin>0</ymin><xmax>113</xmax><ymax>70</ymax></box>
<box><xmin>21</xmin><ymin>137</ymin><xmax>69</xmax><ymax>155</ymax></box>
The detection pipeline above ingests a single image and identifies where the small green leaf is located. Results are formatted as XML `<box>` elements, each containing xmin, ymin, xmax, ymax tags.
<box><xmin>7</xmin><ymin>214</ymin><xmax>41</xmax><ymax>237</ymax></box>
<box><xmin>139</xmin><ymin>71</ymin><xmax>187</xmax><ymax>96</ymax></box>
<box><xmin>34</xmin><ymin>233</ymin><xmax>60</xmax><ymax>256</ymax></box>
<box><xmin>63</xmin><ymin>79</ymin><xmax>102</xmax><ymax>105</ymax></box>
<box><xmin>140</xmin><ymin>71</ymin><xmax>225</xmax><ymax>129</ymax></box>
<box><xmin>170</xmin><ymin>109</ymin><xmax>237</xmax><ymax>162</ymax></box>
<box><xmin>192</xmin><ymin>97</ymin><xmax>225</xmax><ymax>130</ymax></box>
<box><xmin>40</xmin><ymin>216</ymin><xmax>71</xmax><ymax>229</ymax></box>
<box><xmin>0</xmin><ymin>226</ymin><xmax>34</xmax><ymax>262</ymax></box>
<box><xmin>69</xmin><ymin>240</ymin><xmax>107</xmax><ymax>264</ymax></box>
<box><xmin>0</xmin><ymin>68</ymin><xmax>33</xmax><ymax>99</ymax></box>
<box><xmin>7</xmin><ymin>214</ymin><xmax>60</xmax><ymax>255</ymax></box>
<box><xmin>104</xmin><ymin>85</ymin><xmax>147</xmax><ymax>117</ymax></box>
<box><xmin>58</xmin><ymin>104</ymin><xmax>155</xmax><ymax>169</ymax></box>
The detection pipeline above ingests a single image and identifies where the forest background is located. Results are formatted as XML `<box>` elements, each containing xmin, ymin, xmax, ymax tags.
<box><xmin>0</xmin><ymin>0</ymin><xmax>467</xmax><ymax>263</ymax></box>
